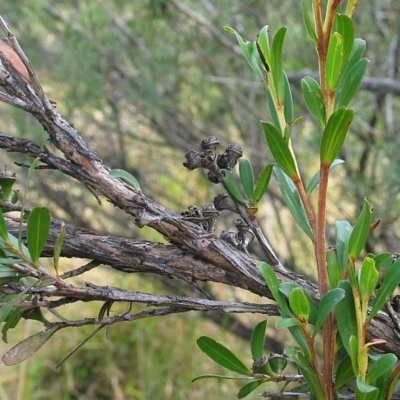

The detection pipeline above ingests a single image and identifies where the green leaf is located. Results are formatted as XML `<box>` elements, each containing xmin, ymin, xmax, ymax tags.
<box><xmin>313</xmin><ymin>288</ymin><xmax>345</xmax><ymax>337</ymax></box>
<box><xmin>273</xmin><ymin>166</ymin><xmax>313</xmax><ymax>238</ymax></box>
<box><xmin>340</xmin><ymin>38</ymin><xmax>366</xmax><ymax>81</ymax></box>
<box><xmin>301</xmin><ymin>76</ymin><xmax>326</xmax><ymax>128</ymax></box>
<box><xmin>367</xmin><ymin>353</ymin><xmax>397</xmax><ymax>384</ymax></box>
<box><xmin>251</xmin><ymin>320</ymin><xmax>267</xmax><ymax>360</ymax></box>
<box><xmin>109</xmin><ymin>169</ymin><xmax>141</xmax><ymax>191</ymax></box>
<box><xmin>349</xmin><ymin>335</ymin><xmax>359</xmax><ymax>374</ymax></box>
<box><xmin>27</xmin><ymin>207</ymin><xmax>51</xmax><ymax>264</ymax></box>
<box><xmin>348</xmin><ymin>199</ymin><xmax>373</xmax><ymax>260</ymax></box>
<box><xmin>0</xmin><ymin>292</ymin><xmax>26</xmax><ymax>325</ymax></box>
<box><xmin>239</xmin><ymin>157</ymin><xmax>255</xmax><ymax>200</ymax></box>
<box><xmin>358</xmin><ymin>257</ymin><xmax>378</xmax><ymax>302</ymax></box>
<box><xmin>271</xmin><ymin>27</ymin><xmax>287</xmax><ymax>103</ymax></box>
<box><xmin>257</xmin><ymin>262</ymin><xmax>291</xmax><ymax>315</ymax></box>
<box><xmin>283</xmin><ymin>71</ymin><xmax>294</xmax><ymax>131</ymax></box>
<box><xmin>356</xmin><ymin>376</ymin><xmax>378</xmax><ymax>395</ymax></box>
<box><xmin>53</xmin><ymin>224</ymin><xmax>67</xmax><ymax>275</ymax></box>
<box><xmin>197</xmin><ymin>336</ymin><xmax>250</xmax><ymax>375</ymax></box>
<box><xmin>276</xmin><ymin>317</ymin><xmax>299</xmax><ymax>329</ymax></box>
<box><xmin>256</xmin><ymin>25</ymin><xmax>271</xmax><ymax>70</ymax></box>
<box><xmin>335</xmin><ymin>355</ymin><xmax>354</xmax><ymax>389</ymax></box>
<box><xmin>252</xmin><ymin>164</ymin><xmax>273</xmax><ymax>205</ymax></box>
<box><xmin>336</xmin><ymin>220</ymin><xmax>352</xmax><ymax>272</ymax></box>
<box><xmin>306</xmin><ymin>159</ymin><xmax>344</xmax><ymax>194</ymax></box>
<box><xmin>222</xmin><ymin>170</ymin><xmax>248</xmax><ymax>204</ymax></box>
<box><xmin>369</xmin><ymin>257</ymin><xmax>400</xmax><ymax>320</ymax></box>
<box><xmin>326</xmin><ymin>32</ymin><xmax>344</xmax><ymax>90</ymax></box>
<box><xmin>327</xmin><ymin>248</ymin><xmax>342</xmax><ymax>288</ymax></box>
<box><xmin>0</xmin><ymin>207</ymin><xmax>9</xmax><ymax>241</ymax></box>
<box><xmin>2</xmin><ymin>325</ymin><xmax>61</xmax><ymax>365</ymax></box>
<box><xmin>336</xmin><ymin>281</ymin><xmax>358</xmax><ymax>356</ymax></box>
<box><xmin>336</xmin><ymin>14</ymin><xmax>355</xmax><ymax>62</ymax></box>
<box><xmin>336</xmin><ymin>58</ymin><xmax>369</xmax><ymax>108</ymax></box>
<box><xmin>224</xmin><ymin>26</ymin><xmax>264</xmax><ymax>79</ymax></box>
<box><xmin>320</xmin><ymin>107</ymin><xmax>353</xmax><ymax>166</ymax></box>
<box><xmin>0</xmin><ymin>174</ymin><xmax>16</xmax><ymax>203</ymax></box>
<box><xmin>237</xmin><ymin>380</ymin><xmax>264</xmax><ymax>399</ymax></box>
<box><xmin>261</xmin><ymin>122</ymin><xmax>298</xmax><ymax>179</ymax></box>
<box><xmin>289</xmin><ymin>287</ymin><xmax>310</xmax><ymax>320</ymax></box>
<box><xmin>303</xmin><ymin>4</ymin><xmax>317</xmax><ymax>43</ymax></box>
<box><xmin>192</xmin><ymin>374</ymin><xmax>250</xmax><ymax>382</ymax></box>
<box><xmin>266</xmin><ymin>90</ymin><xmax>282</xmax><ymax>132</ymax></box>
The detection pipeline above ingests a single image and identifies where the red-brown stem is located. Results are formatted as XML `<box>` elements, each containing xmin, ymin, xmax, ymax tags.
<box><xmin>294</xmin><ymin>178</ymin><xmax>316</xmax><ymax>233</ymax></box>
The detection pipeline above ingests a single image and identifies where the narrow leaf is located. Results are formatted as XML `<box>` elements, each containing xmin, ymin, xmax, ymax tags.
<box><xmin>0</xmin><ymin>208</ymin><xmax>8</xmax><ymax>240</ymax></box>
<box><xmin>336</xmin><ymin>281</ymin><xmax>358</xmax><ymax>356</ymax></box>
<box><xmin>273</xmin><ymin>166</ymin><xmax>313</xmax><ymax>238</ymax></box>
<box><xmin>275</xmin><ymin>317</ymin><xmax>299</xmax><ymax>329</ymax></box>
<box><xmin>313</xmin><ymin>288</ymin><xmax>345</xmax><ymax>337</ymax></box>
<box><xmin>2</xmin><ymin>325</ymin><xmax>60</xmax><ymax>365</ymax></box>
<box><xmin>326</xmin><ymin>249</ymin><xmax>342</xmax><ymax>288</ymax></box>
<box><xmin>237</xmin><ymin>380</ymin><xmax>264</xmax><ymax>399</ymax></box>
<box><xmin>335</xmin><ymin>355</ymin><xmax>354</xmax><ymax>389</ymax></box>
<box><xmin>336</xmin><ymin>58</ymin><xmax>369</xmax><ymax>108</ymax></box>
<box><xmin>320</xmin><ymin>107</ymin><xmax>353</xmax><ymax>166</ymax></box>
<box><xmin>289</xmin><ymin>287</ymin><xmax>310</xmax><ymax>320</ymax></box>
<box><xmin>27</xmin><ymin>207</ymin><xmax>51</xmax><ymax>264</ymax></box>
<box><xmin>271</xmin><ymin>27</ymin><xmax>287</xmax><ymax>103</ymax></box>
<box><xmin>348</xmin><ymin>199</ymin><xmax>373</xmax><ymax>260</ymax></box>
<box><xmin>252</xmin><ymin>164</ymin><xmax>273</xmax><ymax>205</ymax></box>
<box><xmin>283</xmin><ymin>71</ymin><xmax>294</xmax><ymax>131</ymax></box>
<box><xmin>307</xmin><ymin>159</ymin><xmax>344</xmax><ymax>194</ymax></box>
<box><xmin>326</xmin><ymin>32</ymin><xmax>344</xmax><ymax>90</ymax></box>
<box><xmin>222</xmin><ymin>170</ymin><xmax>248</xmax><ymax>204</ymax></box>
<box><xmin>256</xmin><ymin>25</ymin><xmax>271</xmax><ymax>70</ymax></box>
<box><xmin>367</xmin><ymin>353</ymin><xmax>397</xmax><ymax>384</ymax></box>
<box><xmin>197</xmin><ymin>336</ymin><xmax>250</xmax><ymax>375</ymax></box>
<box><xmin>261</xmin><ymin>122</ymin><xmax>298</xmax><ymax>179</ymax></box>
<box><xmin>303</xmin><ymin>5</ymin><xmax>317</xmax><ymax>43</ymax></box>
<box><xmin>336</xmin><ymin>14</ymin><xmax>355</xmax><ymax>62</ymax></box>
<box><xmin>358</xmin><ymin>257</ymin><xmax>378</xmax><ymax>302</ymax></box>
<box><xmin>301</xmin><ymin>76</ymin><xmax>326</xmax><ymax>127</ymax></box>
<box><xmin>369</xmin><ymin>257</ymin><xmax>400</xmax><ymax>320</ymax></box>
<box><xmin>336</xmin><ymin>220</ymin><xmax>352</xmax><ymax>272</ymax></box>
<box><xmin>239</xmin><ymin>157</ymin><xmax>255</xmax><ymax>200</ymax></box>
<box><xmin>53</xmin><ymin>224</ymin><xmax>67</xmax><ymax>275</ymax></box>
<box><xmin>349</xmin><ymin>335</ymin><xmax>359</xmax><ymax>374</ymax></box>
<box><xmin>251</xmin><ymin>320</ymin><xmax>267</xmax><ymax>360</ymax></box>
<box><xmin>192</xmin><ymin>374</ymin><xmax>250</xmax><ymax>382</ymax></box>
<box><xmin>109</xmin><ymin>169</ymin><xmax>141</xmax><ymax>191</ymax></box>
<box><xmin>356</xmin><ymin>376</ymin><xmax>378</xmax><ymax>394</ymax></box>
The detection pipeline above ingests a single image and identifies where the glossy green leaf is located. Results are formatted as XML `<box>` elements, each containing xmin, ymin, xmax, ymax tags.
<box><xmin>27</xmin><ymin>207</ymin><xmax>51</xmax><ymax>264</ymax></box>
<box><xmin>336</xmin><ymin>14</ymin><xmax>355</xmax><ymax>62</ymax></box>
<box><xmin>273</xmin><ymin>166</ymin><xmax>313</xmax><ymax>238</ymax></box>
<box><xmin>239</xmin><ymin>157</ymin><xmax>255</xmax><ymax>200</ymax></box>
<box><xmin>320</xmin><ymin>107</ymin><xmax>353</xmax><ymax>166</ymax></box>
<box><xmin>372</xmin><ymin>252</ymin><xmax>393</xmax><ymax>272</ymax></box>
<box><xmin>109</xmin><ymin>169</ymin><xmax>141</xmax><ymax>191</ymax></box>
<box><xmin>306</xmin><ymin>159</ymin><xmax>344</xmax><ymax>194</ymax></box>
<box><xmin>356</xmin><ymin>376</ymin><xmax>378</xmax><ymax>395</ymax></box>
<box><xmin>0</xmin><ymin>175</ymin><xmax>16</xmax><ymax>203</ymax></box>
<box><xmin>369</xmin><ymin>257</ymin><xmax>400</xmax><ymax>320</ymax></box>
<box><xmin>251</xmin><ymin>320</ymin><xmax>267</xmax><ymax>360</ymax></box>
<box><xmin>326</xmin><ymin>32</ymin><xmax>344</xmax><ymax>90</ymax></box>
<box><xmin>283</xmin><ymin>71</ymin><xmax>293</xmax><ymax>131</ymax></box>
<box><xmin>252</xmin><ymin>164</ymin><xmax>273</xmax><ymax>205</ymax></box>
<box><xmin>301</xmin><ymin>76</ymin><xmax>326</xmax><ymax>128</ymax></box>
<box><xmin>0</xmin><ymin>207</ymin><xmax>8</xmax><ymax>240</ymax></box>
<box><xmin>261</xmin><ymin>122</ymin><xmax>298</xmax><ymax>179</ymax></box>
<box><xmin>340</xmin><ymin>38</ymin><xmax>366</xmax><ymax>80</ymax></box>
<box><xmin>237</xmin><ymin>380</ymin><xmax>264</xmax><ymax>398</ymax></box>
<box><xmin>313</xmin><ymin>288</ymin><xmax>345</xmax><ymax>337</ymax></box>
<box><xmin>327</xmin><ymin>249</ymin><xmax>342</xmax><ymax>288</ymax></box>
<box><xmin>275</xmin><ymin>317</ymin><xmax>299</xmax><ymax>329</ymax></box>
<box><xmin>358</xmin><ymin>257</ymin><xmax>378</xmax><ymax>302</ymax></box>
<box><xmin>303</xmin><ymin>4</ymin><xmax>317</xmax><ymax>43</ymax></box>
<box><xmin>336</xmin><ymin>58</ymin><xmax>369</xmax><ymax>108</ymax></box>
<box><xmin>336</xmin><ymin>220</ymin><xmax>352</xmax><ymax>272</ymax></box>
<box><xmin>349</xmin><ymin>335</ymin><xmax>359</xmax><ymax>374</ymax></box>
<box><xmin>222</xmin><ymin>170</ymin><xmax>248</xmax><ymax>204</ymax></box>
<box><xmin>266</xmin><ymin>90</ymin><xmax>281</xmax><ymax>132</ymax></box>
<box><xmin>335</xmin><ymin>355</ymin><xmax>354</xmax><ymax>389</ymax></box>
<box><xmin>336</xmin><ymin>281</ymin><xmax>358</xmax><ymax>356</ymax></box>
<box><xmin>289</xmin><ymin>287</ymin><xmax>310</xmax><ymax>320</ymax></box>
<box><xmin>367</xmin><ymin>353</ymin><xmax>397</xmax><ymax>384</ymax></box>
<box><xmin>192</xmin><ymin>374</ymin><xmax>249</xmax><ymax>382</ymax></box>
<box><xmin>271</xmin><ymin>27</ymin><xmax>287</xmax><ymax>103</ymax></box>
<box><xmin>224</xmin><ymin>26</ymin><xmax>264</xmax><ymax>79</ymax></box>
<box><xmin>197</xmin><ymin>336</ymin><xmax>250</xmax><ymax>375</ymax></box>
<box><xmin>257</xmin><ymin>262</ymin><xmax>291</xmax><ymax>315</ymax></box>
<box><xmin>256</xmin><ymin>25</ymin><xmax>271</xmax><ymax>70</ymax></box>
<box><xmin>2</xmin><ymin>325</ymin><xmax>60</xmax><ymax>365</ymax></box>
<box><xmin>53</xmin><ymin>224</ymin><xmax>66</xmax><ymax>275</ymax></box>
<box><xmin>348</xmin><ymin>199</ymin><xmax>373</xmax><ymax>260</ymax></box>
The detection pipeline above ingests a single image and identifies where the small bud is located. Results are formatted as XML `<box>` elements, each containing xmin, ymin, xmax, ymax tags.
<box><xmin>201</xmin><ymin>136</ymin><xmax>220</xmax><ymax>151</ymax></box>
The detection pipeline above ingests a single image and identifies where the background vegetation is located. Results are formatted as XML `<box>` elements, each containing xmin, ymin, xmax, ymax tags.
<box><xmin>0</xmin><ymin>1</ymin><xmax>400</xmax><ymax>399</ymax></box>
